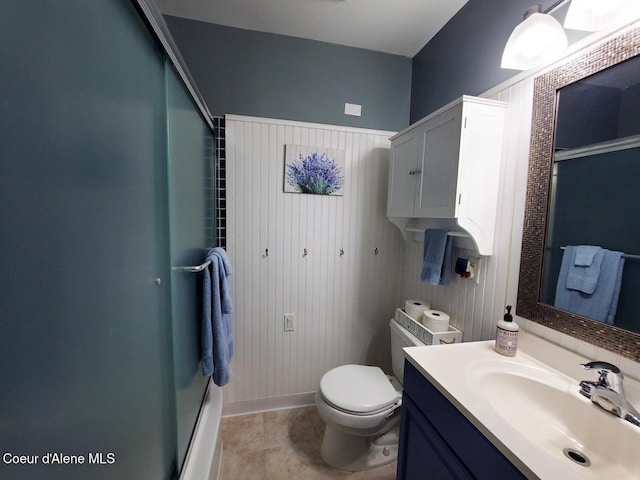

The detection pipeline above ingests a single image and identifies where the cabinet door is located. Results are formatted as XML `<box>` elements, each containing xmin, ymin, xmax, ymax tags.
<box><xmin>402</xmin><ymin>361</ymin><xmax>527</xmax><ymax>480</ymax></box>
<box><xmin>414</xmin><ymin>104</ymin><xmax>462</xmax><ymax>218</ymax></box>
<box><xmin>397</xmin><ymin>395</ymin><xmax>474</xmax><ymax>480</ymax></box>
<box><xmin>387</xmin><ymin>132</ymin><xmax>420</xmax><ymax>217</ymax></box>
<box><xmin>456</xmin><ymin>102</ymin><xmax>505</xmax><ymax>253</ymax></box>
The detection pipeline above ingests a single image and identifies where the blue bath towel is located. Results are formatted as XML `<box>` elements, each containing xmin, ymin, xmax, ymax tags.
<box><xmin>202</xmin><ymin>247</ymin><xmax>234</xmax><ymax>386</ymax></box>
<box><xmin>420</xmin><ymin>229</ymin><xmax>453</xmax><ymax>286</ymax></box>
<box><xmin>566</xmin><ymin>246</ymin><xmax>604</xmax><ymax>294</ymax></box>
<box><xmin>555</xmin><ymin>246</ymin><xmax>625</xmax><ymax>324</ymax></box>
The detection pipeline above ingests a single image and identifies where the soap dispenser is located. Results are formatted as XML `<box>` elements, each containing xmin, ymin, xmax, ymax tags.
<box><xmin>495</xmin><ymin>305</ymin><xmax>519</xmax><ymax>357</ymax></box>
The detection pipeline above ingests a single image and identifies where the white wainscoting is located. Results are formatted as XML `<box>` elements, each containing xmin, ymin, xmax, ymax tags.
<box><xmin>223</xmin><ymin>82</ymin><xmax>535</xmax><ymax>410</ymax></box>
<box><xmin>224</xmin><ymin>115</ymin><xmax>404</xmax><ymax>409</ymax></box>
<box><xmin>398</xmin><ymin>78</ymin><xmax>536</xmax><ymax>344</ymax></box>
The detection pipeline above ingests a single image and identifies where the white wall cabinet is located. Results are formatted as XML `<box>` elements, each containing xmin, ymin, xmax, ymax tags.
<box><xmin>387</xmin><ymin>96</ymin><xmax>506</xmax><ymax>255</ymax></box>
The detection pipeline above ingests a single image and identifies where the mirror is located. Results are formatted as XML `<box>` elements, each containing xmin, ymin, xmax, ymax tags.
<box><xmin>517</xmin><ymin>25</ymin><xmax>640</xmax><ymax>361</ymax></box>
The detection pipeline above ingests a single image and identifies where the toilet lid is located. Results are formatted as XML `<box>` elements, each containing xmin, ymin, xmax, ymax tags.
<box><xmin>319</xmin><ymin>365</ymin><xmax>399</xmax><ymax>414</ymax></box>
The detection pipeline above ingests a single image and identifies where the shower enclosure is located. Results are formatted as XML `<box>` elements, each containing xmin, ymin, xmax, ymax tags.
<box><xmin>0</xmin><ymin>1</ymin><xmax>218</xmax><ymax>479</ymax></box>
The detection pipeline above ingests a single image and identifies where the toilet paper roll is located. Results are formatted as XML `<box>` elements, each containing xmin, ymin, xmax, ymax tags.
<box><xmin>405</xmin><ymin>300</ymin><xmax>431</xmax><ymax>321</ymax></box>
<box><xmin>423</xmin><ymin>310</ymin><xmax>450</xmax><ymax>332</ymax></box>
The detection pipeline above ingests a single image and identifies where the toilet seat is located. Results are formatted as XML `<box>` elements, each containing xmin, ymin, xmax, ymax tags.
<box><xmin>319</xmin><ymin>365</ymin><xmax>399</xmax><ymax>415</ymax></box>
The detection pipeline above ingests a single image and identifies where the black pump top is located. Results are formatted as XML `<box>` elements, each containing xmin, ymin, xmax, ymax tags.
<box><xmin>504</xmin><ymin>305</ymin><xmax>513</xmax><ymax>322</ymax></box>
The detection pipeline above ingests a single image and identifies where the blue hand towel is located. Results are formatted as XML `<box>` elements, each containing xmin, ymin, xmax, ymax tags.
<box><xmin>566</xmin><ymin>246</ymin><xmax>604</xmax><ymax>294</ymax></box>
<box><xmin>202</xmin><ymin>247</ymin><xmax>234</xmax><ymax>386</ymax></box>
<box><xmin>420</xmin><ymin>229</ymin><xmax>453</xmax><ymax>286</ymax></box>
<box><xmin>574</xmin><ymin>245</ymin><xmax>600</xmax><ymax>266</ymax></box>
<box><xmin>555</xmin><ymin>247</ymin><xmax>625</xmax><ymax>324</ymax></box>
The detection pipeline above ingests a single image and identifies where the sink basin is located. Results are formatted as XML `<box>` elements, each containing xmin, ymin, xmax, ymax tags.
<box><xmin>403</xmin><ymin>339</ymin><xmax>640</xmax><ymax>479</ymax></box>
<box><xmin>469</xmin><ymin>359</ymin><xmax>640</xmax><ymax>478</ymax></box>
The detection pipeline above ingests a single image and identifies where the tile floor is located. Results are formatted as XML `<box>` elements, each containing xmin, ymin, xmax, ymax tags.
<box><xmin>220</xmin><ymin>406</ymin><xmax>397</xmax><ymax>480</ymax></box>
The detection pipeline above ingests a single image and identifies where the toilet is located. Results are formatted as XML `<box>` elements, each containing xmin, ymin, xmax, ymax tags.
<box><xmin>315</xmin><ymin>318</ymin><xmax>425</xmax><ymax>471</ymax></box>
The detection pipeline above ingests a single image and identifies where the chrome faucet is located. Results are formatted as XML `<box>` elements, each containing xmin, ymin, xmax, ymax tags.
<box><xmin>579</xmin><ymin>361</ymin><xmax>640</xmax><ymax>427</ymax></box>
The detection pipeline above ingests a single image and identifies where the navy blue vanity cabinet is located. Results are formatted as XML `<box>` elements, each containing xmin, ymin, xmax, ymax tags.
<box><xmin>397</xmin><ymin>361</ymin><xmax>527</xmax><ymax>480</ymax></box>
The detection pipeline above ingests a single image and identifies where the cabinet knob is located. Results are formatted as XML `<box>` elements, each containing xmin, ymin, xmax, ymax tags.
<box><xmin>409</xmin><ymin>169</ymin><xmax>415</xmax><ymax>175</ymax></box>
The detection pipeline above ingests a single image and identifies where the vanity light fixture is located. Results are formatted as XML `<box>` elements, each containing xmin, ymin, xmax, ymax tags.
<box><xmin>501</xmin><ymin>4</ymin><xmax>568</xmax><ymax>71</ymax></box>
<box><xmin>502</xmin><ymin>0</ymin><xmax>640</xmax><ymax>71</ymax></box>
<box><xmin>564</xmin><ymin>0</ymin><xmax>640</xmax><ymax>31</ymax></box>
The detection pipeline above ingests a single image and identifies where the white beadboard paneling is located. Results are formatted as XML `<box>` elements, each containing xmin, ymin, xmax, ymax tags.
<box><xmin>225</xmin><ymin>115</ymin><xmax>403</xmax><ymax>405</ymax></box>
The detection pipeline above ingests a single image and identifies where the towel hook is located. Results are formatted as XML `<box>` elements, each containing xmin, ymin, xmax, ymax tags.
<box><xmin>263</xmin><ymin>248</ymin><xmax>269</xmax><ymax>258</ymax></box>
<box><xmin>303</xmin><ymin>248</ymin><xmax>308</xmax><ymax>257</ymax></box>
<box><xmin>340</xmin><ymin>248</ymin><xmax>344</xmax><ymax>257</ymax></box>
<box><xmin>374</xmin><ymin>247</ymin><xmax>379</xmax><ymax>255</ymax></box>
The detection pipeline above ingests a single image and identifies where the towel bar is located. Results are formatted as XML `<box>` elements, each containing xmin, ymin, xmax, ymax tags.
<box><xmin>405</xmin><ymin>228</ymin><xmax>470</xmax><ymax>238</ymax></box>
<box><xmin>560</xmin><ymin>246</ymin><xmax>640</xmax><ymax>260</ymax></box>
<box><xmin>173</xmin><ymin>260</ymin><xmax>212</xmax><ymax>273</ymax></box>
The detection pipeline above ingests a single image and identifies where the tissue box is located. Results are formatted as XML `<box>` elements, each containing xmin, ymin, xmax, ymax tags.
<box><xmin>394</xmin><ymin>308</ymin><xmax>463</xmax><ymax>345</ymax></box>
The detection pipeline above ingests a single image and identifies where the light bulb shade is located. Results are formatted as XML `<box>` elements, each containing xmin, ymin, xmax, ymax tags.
<box><xmin>564</xmin><ymin>0</ymin><xmax>640</xmax><ymax>32</ymax></box>
<box><xmin>501</xmin><ymin>12</ymin><xmax>568</xmax><ymax>70</ymax></box>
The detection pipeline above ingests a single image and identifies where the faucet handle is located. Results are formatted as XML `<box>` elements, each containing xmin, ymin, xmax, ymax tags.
<box><xmin>581</xmin><ymin>361</ymin><xmax>625</xmax><ymax>395</ymax></box>
<box><xmin>581</xmin><ymin>361</ymin><xmax>621</xmax><ymax>374</ymax></box>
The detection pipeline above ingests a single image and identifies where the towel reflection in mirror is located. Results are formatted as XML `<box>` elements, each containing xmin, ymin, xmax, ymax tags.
<box><xmin>554</xmin><ymin>245</ymin><xmax>624</xmax><ymax>324</ymax></box>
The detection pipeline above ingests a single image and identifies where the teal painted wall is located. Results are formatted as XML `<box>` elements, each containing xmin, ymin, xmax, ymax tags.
<box><xmin>164</xmin><ymin>16</ymin><xmax>412</xmax><ymax>132</ymax></box>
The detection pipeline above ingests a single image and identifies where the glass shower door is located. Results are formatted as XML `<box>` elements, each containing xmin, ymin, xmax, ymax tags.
<box><xmin>0</xmin><ymin>2</ymin><xmax>176</xmax><ymax>479</ymax></box>
<box><xmin>166</xmin><ymin>63</ymin><xmax>214</xmax><ymax>472</ymax></box>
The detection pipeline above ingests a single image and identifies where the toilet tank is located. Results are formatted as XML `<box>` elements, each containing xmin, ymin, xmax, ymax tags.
<box><xmin>389</xmin><ymin>318</ymin><xmax>425</xmax><ymax>383</ymax></box>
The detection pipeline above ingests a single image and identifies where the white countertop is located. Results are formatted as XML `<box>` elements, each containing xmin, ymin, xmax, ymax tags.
<box><xmin>402</xmin><ymin>331</ymin><xmax>640</xmax><ymax>480</ymax></box>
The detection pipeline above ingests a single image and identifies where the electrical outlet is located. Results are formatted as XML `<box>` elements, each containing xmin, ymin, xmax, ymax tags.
<box><xmin>284</xmin><ymin>313</ymin><xmax>295</xmax><ymax>331</ymax></box>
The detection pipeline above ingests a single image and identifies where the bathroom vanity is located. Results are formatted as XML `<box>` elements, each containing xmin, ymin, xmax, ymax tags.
<box><xmin>397</xmin><ymin>360</ymin><xmax>525</xmax><ymax>479</ymax></box>
<box><xmin>397</xmin><ymin>335</ymin><xmax>640</xmax><ymax>479</ymax></box>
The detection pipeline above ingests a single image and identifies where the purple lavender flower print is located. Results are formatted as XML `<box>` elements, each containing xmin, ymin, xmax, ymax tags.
<box><xmin>285</xmin><ymin>152</ymin><xmax>344</xmax><ymax>195</ymax></box>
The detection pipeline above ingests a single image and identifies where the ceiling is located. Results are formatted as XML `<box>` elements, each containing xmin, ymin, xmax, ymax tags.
<box><xmin>155</xmin><ymin>0</ymin><xmax>469</xmax><ymax>57</ymax></box>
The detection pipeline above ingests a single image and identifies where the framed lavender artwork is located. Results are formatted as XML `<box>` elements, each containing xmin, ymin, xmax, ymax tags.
<box><xmin>284</xmin><ymin>144</ymin><xmax>345</xmax><ymax>196</ymax></box>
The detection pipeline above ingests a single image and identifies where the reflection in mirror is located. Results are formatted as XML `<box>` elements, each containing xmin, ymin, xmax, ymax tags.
<box><xmin>541</xmin><ymin>54</ymin><xmax>640</xmax><ymax>333</ymax></box>
<box><xmin>517</xmin><ymin>25</ymin><xmax>640</xmax><ymax>361</ymax></box>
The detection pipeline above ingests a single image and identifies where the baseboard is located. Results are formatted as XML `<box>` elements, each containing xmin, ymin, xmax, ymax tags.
<box><xmin>222</xmin><ymin>392</ymin><xmax>317</xmax><ymax>417</ymax></box>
